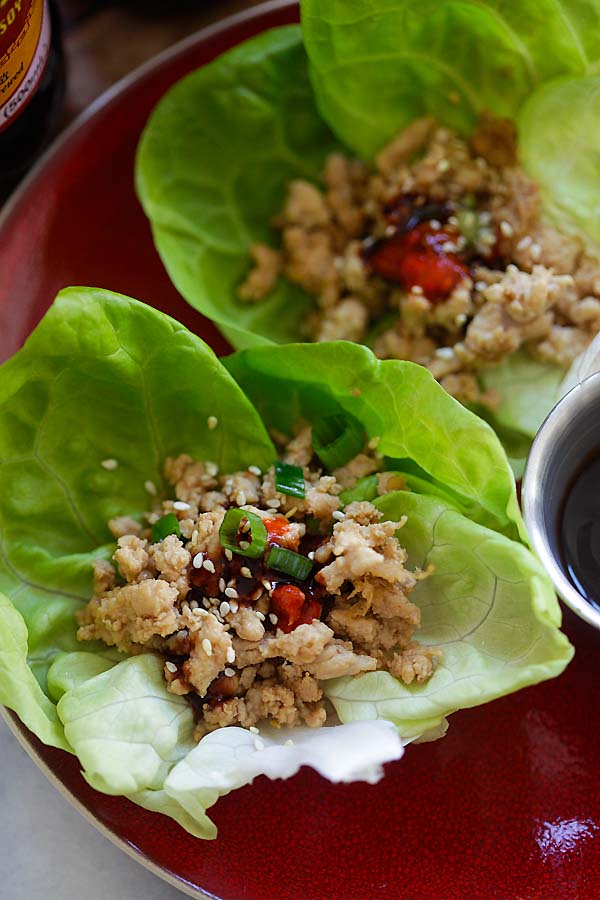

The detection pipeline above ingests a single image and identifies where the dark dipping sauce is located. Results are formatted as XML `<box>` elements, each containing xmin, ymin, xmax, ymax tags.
<box><xmin>560</xmin><ymin>451</ymin><xmax>600</xmax><ymax>611</ymax></box>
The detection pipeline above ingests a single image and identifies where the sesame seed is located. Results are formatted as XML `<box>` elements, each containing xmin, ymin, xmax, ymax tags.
<box><xmin>441</xmin><ymin>241</ymin><xmax>456</xmax><ymax>253</ymax></box>
<box><xmin>205</xmin><ymin>461</ymin><xmax>218</xmax><ymax>477</ymax></box>
<box><xmin>219</xmin><ymin>601</ymin><xmax>230</xmax><ymax>616</ymax></box>
<box><xmin>224</xmin><ymin>548</ymin><xmax>233</xmax><ymax>561</ymax></box>
<box><xmin>430</xmin><ymin>219</ymin><xmax>441</xmax><ymax>230</ymax></box>
<box><xmin>507</xmin><ymin>263</ymin><xmax>518</xmax><ymax>273</ymax></box>
<box><xmin>219</xmin><ymin>577</ymin><xmax>226</xmax><ymax>592</ymax></box>
<box><xmin>332</xmin><ymin>510</ymin><xmax>345</xmax><ymax>521</ymax></box>
<box><xmin>226</xmin><ymin>647</ymin><xmax>236</xmax><ymax>664</ymax></box>
<box><xmin>229</xmin><ymin>599</ymin><xmax>239</xmax><ymax>613</ymax></box>
<box><xmin>237</xmin><ymin>491</ymin><xmax>247</xmax><ymax>506</ymax></box>
<box><xmin>240</xmin><ymin>566</ymin><xmax>252</xmax><ymax>578</ymax></box>
<box><xmin>530</xmin><ymin>243</ymin><xmax>541</xmax><ymax>260</ymax></box>
<box><xmin>165</xmin><ymin>661</ymin><xmax>177</xmax><ymax>673</ymax></box>
<box><xmin>239</xmin><ymin>540</ymin><xmax>250</xmax><ymax>550</ymax></box>
<box><xmin>516</xmin><ymin>235</ymin><xmax>532</xmax><ymax>251</ymax></box>
<box><xmin>254</xmin><ymin>738</ymin><xmax>265</xmax><ymax>751</ymax></box>
<box><xmin>248</xmin><ymin>465</ymin><xmax>262</xmax><ymax>476</ymax></box>
<box><xmin>255</xmin><ymin>611</ymin><xmax>265</xmax><ymax>621</ymax></box>
<box><xmin>173</xmin><ymin>500</ymin><xmax>191</xmax><ymax>511</ymax></box>
<box><xmin>475</xmin><ymin>280</ymin><xmax>487</xmax><ymax>292</ymax></box>
<box><xmin>191</xmin><ymin>530</ymin><xmax>199</xmax><ymax>544</ymax></box>
<box><xmin>308</xmin><ymin>551</ymin><xmax>315</xmax><ymax>560</ymax></box>
<box><xmin>192</xmin><ymin>552</ymin><xmax>204</xmax><ymax>569</ymax></box>
<box><xmin>203</xmin><ymin>558</ymin><xmax>216</xmax><ymax>573</ymax></box>
<box><xmin>189</xmin><ymin>599</ymin><xmax>198</xmax><ymax>610</ymax></box>
<box><xmin>225</xmin><ymin>587</ymin><xmax>238</xmax><ymax>599</ymax></box>
<box><xmin>437</xmin><ymin>158</ymin><xmax>450</xmax><ymax>173</ymax></box>
<box><xmin>384</xmin><ymin>224</ymin><xmax>395</xmax><ymax>237</ymax></box>
<box><xmin>435</xmin><ymin>347</ymin><xmax>455</xmax><ymax>360</ymax></box>
<box><xmin>284</xmin><ymin>739</ymin><xmax>294</xmax><ymax>747</ymax></box>
<box><xmin>286</xmin><ymin>507</ymin><xmax>298</xmax><ymax>519</ymax></box>
<box><xmin>202</xmin><ymin>598</ymin><xmax>211</xmax><ymax>609</ymax></box>
<box><xmin>455</xmin><ymin>314</ymin><xmax>467</xmax><ymax>326</ymax></box>
<box><xmin>368</xmin><ymin>436</ymin><xmax>381</xmax><ymax>450</ymax></box>
<box><xmin>224</xmin><ymin>668</ymin><xmax>235</xmax><ymax>678</ymax></box>
<box><xmin>262</xmin><ymin>578</ymin><xmax>272</xmax><ymax>591</ymax></box>
<box><xmin>249</xmin><ymin>726</ymin><xmax>259</xmax><ymax>734</ymax></box>
<box><xmin>207</xmin><ymin>416</ymin><xmax>218</xmax><ymax>430</ymax></box>
<box><xmin>411</xmin><ymin>285</ymin><xmax>424</xmax><ymax>295</ymax></box>
<box><xmin>202</xmin><ymin>638</ymin><xmax>213</xmax><ymax>656</ymax></box>
<box><xmin>479</xmin><ymin>211</ymin><xmax>492</xmax><ymax>225</ymax></box>
<box><xmin>269</xmin><ymin>613</ymin><xmax>278</xmax><ymax>625</ymax></box>
<box><xmin>240</xmin><ymin>519</ymin><xmax>251</xmax><ymax>532</ymax></box>
<box><xmin>144</xmin><ymin>480</ymin><xmax>157</xmax><ymax>495</ymax></box>
<box><xmin>266</xmin><ymin>498</ymin><xmax>281</xmax><ymax>509</ymax></box>
<box><xmin>193</xmin><ymin>606</ymin><xmax>204</xmax><ymax>615</ymax></box>
<box><xmin>500</xmin><ymin>221</ymin><xmax>513</xmax><ymax>237</ymax></box>
<box><xmin>101</xmin><ymin>458</ymin><xmax>118</xmax><ymax>471</ymax></box>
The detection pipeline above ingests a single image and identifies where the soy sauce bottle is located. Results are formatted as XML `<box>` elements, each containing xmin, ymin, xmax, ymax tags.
<box><xmin>0</xmin><ymin>0</ymin><xmax>65</xmax><ymax>192</ymax></box>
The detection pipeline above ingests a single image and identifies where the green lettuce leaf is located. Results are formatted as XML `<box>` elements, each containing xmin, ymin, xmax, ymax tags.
<box><xmin>136</xmin><ymin>25</ymin><xmax>339</xmax><ymax>348</ymax></box>
<box><xmin>324</xmin><ymin>490</ymin><xmax>573</xmax><ymax>736</ymax></box>
<box><xmin>0</xmin><ymin>594</ymin><xmax>70</xmax><ymax>750</ymax></box>
<box><xmin>0</xmin><ymin>286</ymin><xmax>275</xmax><ymax>698</ymax></box>
<box><xmin>519</xmin><ymin>74</ymin><xmax>600</xmax><ymax>245</ymax></box>
<box><xmin>57</xmin><ymin>655</ymin><xmax>196</xmax><ymax>795</ymax></box>
<box><xmin>479</xmin><ymin>353</ymin><xmax>565</xmax><ymax>441</ymax></box>
<box><xmin>302</xmin><ymin>0</ymin><xmax>600</xmax><ymax>159</ymax></box>
<box><xmin>225</xmin><ymin>341</ymin><xmax>523</xmax><ymax>539</ymax></box>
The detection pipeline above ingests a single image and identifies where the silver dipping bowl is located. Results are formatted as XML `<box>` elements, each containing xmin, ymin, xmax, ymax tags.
<box><xmin>522</xmin><ymin>371</ymin><xmax>600</xmax><ymax>631</ymax></box>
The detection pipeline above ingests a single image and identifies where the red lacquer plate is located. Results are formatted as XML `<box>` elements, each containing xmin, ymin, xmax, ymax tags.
<box><xmin>1</xmin><ymin>3</ymin><xmax>600</xmax><ymax>898</ymax></box>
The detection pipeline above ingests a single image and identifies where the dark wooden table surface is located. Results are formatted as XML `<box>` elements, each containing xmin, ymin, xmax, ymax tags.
<box><xmin>56</xmin><ymin>0</ymin><xmax>263</xmax><ymax>124</ymax></box>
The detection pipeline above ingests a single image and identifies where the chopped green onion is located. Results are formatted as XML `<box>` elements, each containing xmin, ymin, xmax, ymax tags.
<box><xmin>219</xmin><ymin>508</ymin><xmax>267</xmax><ymax>558</ymax></box>
<box><xmin>312</xmin><ymin>415</ymin><xmax>366</xmax><ymax>469</ymax></box>
<box><xmin>275</xmin><ymin>461</ymin><xmax>305</xmax><ymax>498</ymax></box>
<box><xmin>267</xmin><ymin>546</ymin><xmax>313</xmax><ymax>581</ymax></box>
<box><xmin>305</xmin><ymin>515</ymin><xmax>322</xmax><ymax>535</ymax></box>
<box><xmin>339</xmin><ymin>474</ymin><xmax>379</xmax><ymax>506</ymax></box>
<box><xmin>152</xmin><ymin>513</ymin><xmax>181</xmax><ymax>542</ymax></box>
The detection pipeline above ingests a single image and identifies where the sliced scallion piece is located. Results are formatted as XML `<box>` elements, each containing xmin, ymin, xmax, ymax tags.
<box><xmin>266</xmin><ymin>546</ymin><xmax>313</xmax><ymax>581</ymax></box>
<box><xmin>312</xmin><ymin>415</ymin><xmax>365</xmax><ymax>469</ymax></box>
<box><xmin>152</xmin><ymin>513</ymin><xmax>181</xmax><ymax>542</ymax></box>
<box><xmin>219</xmin><ymin>508</ymin><xmax>267</xmax><ymax>559</ymax></box>
<box><xmin>274</xmin><ymin>460</ymin><xmax>305</xmax><ymax>498</ymax></box>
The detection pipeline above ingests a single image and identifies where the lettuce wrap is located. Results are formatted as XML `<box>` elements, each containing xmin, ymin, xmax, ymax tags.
<box><xmin>0</xmin><ymin>286</ymin><xmax>572</xmax><ymax>838</ymax></box>
<box><xmin>135</xmin><ymin>3</ymin><xmax>600</xmax><ymax>467</ymax></box>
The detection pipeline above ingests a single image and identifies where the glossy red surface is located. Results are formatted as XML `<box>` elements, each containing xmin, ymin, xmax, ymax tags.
<box><xmin>1</xmin><ymin>3</ymin><xmax>600</xmax><ymax>898</ymax></box>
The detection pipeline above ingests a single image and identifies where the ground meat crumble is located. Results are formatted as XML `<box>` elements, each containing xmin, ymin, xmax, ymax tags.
<box><xmin>76</xmin><ymin>432</ymin><xmax>439</xmax><ymax>739</ymax></box>
<box><xmin>238</xmin><ymin>114</ymin><xmax>600</xmax><ymax>410</ymax></box>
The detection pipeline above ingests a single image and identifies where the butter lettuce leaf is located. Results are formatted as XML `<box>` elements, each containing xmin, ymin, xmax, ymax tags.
<box><xmin>324</xmin><ymin>490</ymin><xmax>573</xmax><ymax>735</ymax></box>
<box><xmin>519</xmin><ymin>75</ymin><xmax>600</xmax><ymax>245</ymax></box>
<box><xmin>225</xmin><ymin>341</ymin><xmax>523</xmax><ymax>539</ymax></box>
<box><xmin>136</xmin><ymin>25</ymin><xmax>339</xmax><ymax>348</ymax></box>
<box><xmin>0</xmin><ymin>286</ymin><xmax>275</xmax><ymax>698</ymax></box>
<box><xmin>302</xmin><ymin>0</ymin><xmax>600</xmax><ymax>159</ymax></box>
<box><xmin>0</xmin><ymin>594</ymin><xmax>70</xmax><ymax>750</ymax></box>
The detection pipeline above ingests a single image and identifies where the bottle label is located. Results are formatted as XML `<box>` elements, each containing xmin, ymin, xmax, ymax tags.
<box><xmin>0</xmin><ymin>0</ymin><xmax>51</xmax><ymax>134</ymax></box>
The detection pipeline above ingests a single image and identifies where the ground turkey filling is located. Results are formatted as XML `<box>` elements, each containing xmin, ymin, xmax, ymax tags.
<box><xmin>76</xmin><ymin>431</ymin><xmax>439</xmax><ymax>738</ymax></box>
<box><xmin>238</xmin><ymin>114</ymin><xmax>600</xmax><ymax>410</ymax></box>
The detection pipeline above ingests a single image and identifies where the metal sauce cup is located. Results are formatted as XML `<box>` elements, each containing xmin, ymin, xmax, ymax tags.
<box><xmin>522</xmin><ymin>371</ymin><xmax>600</xmax><ymax>631</ymax></box>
